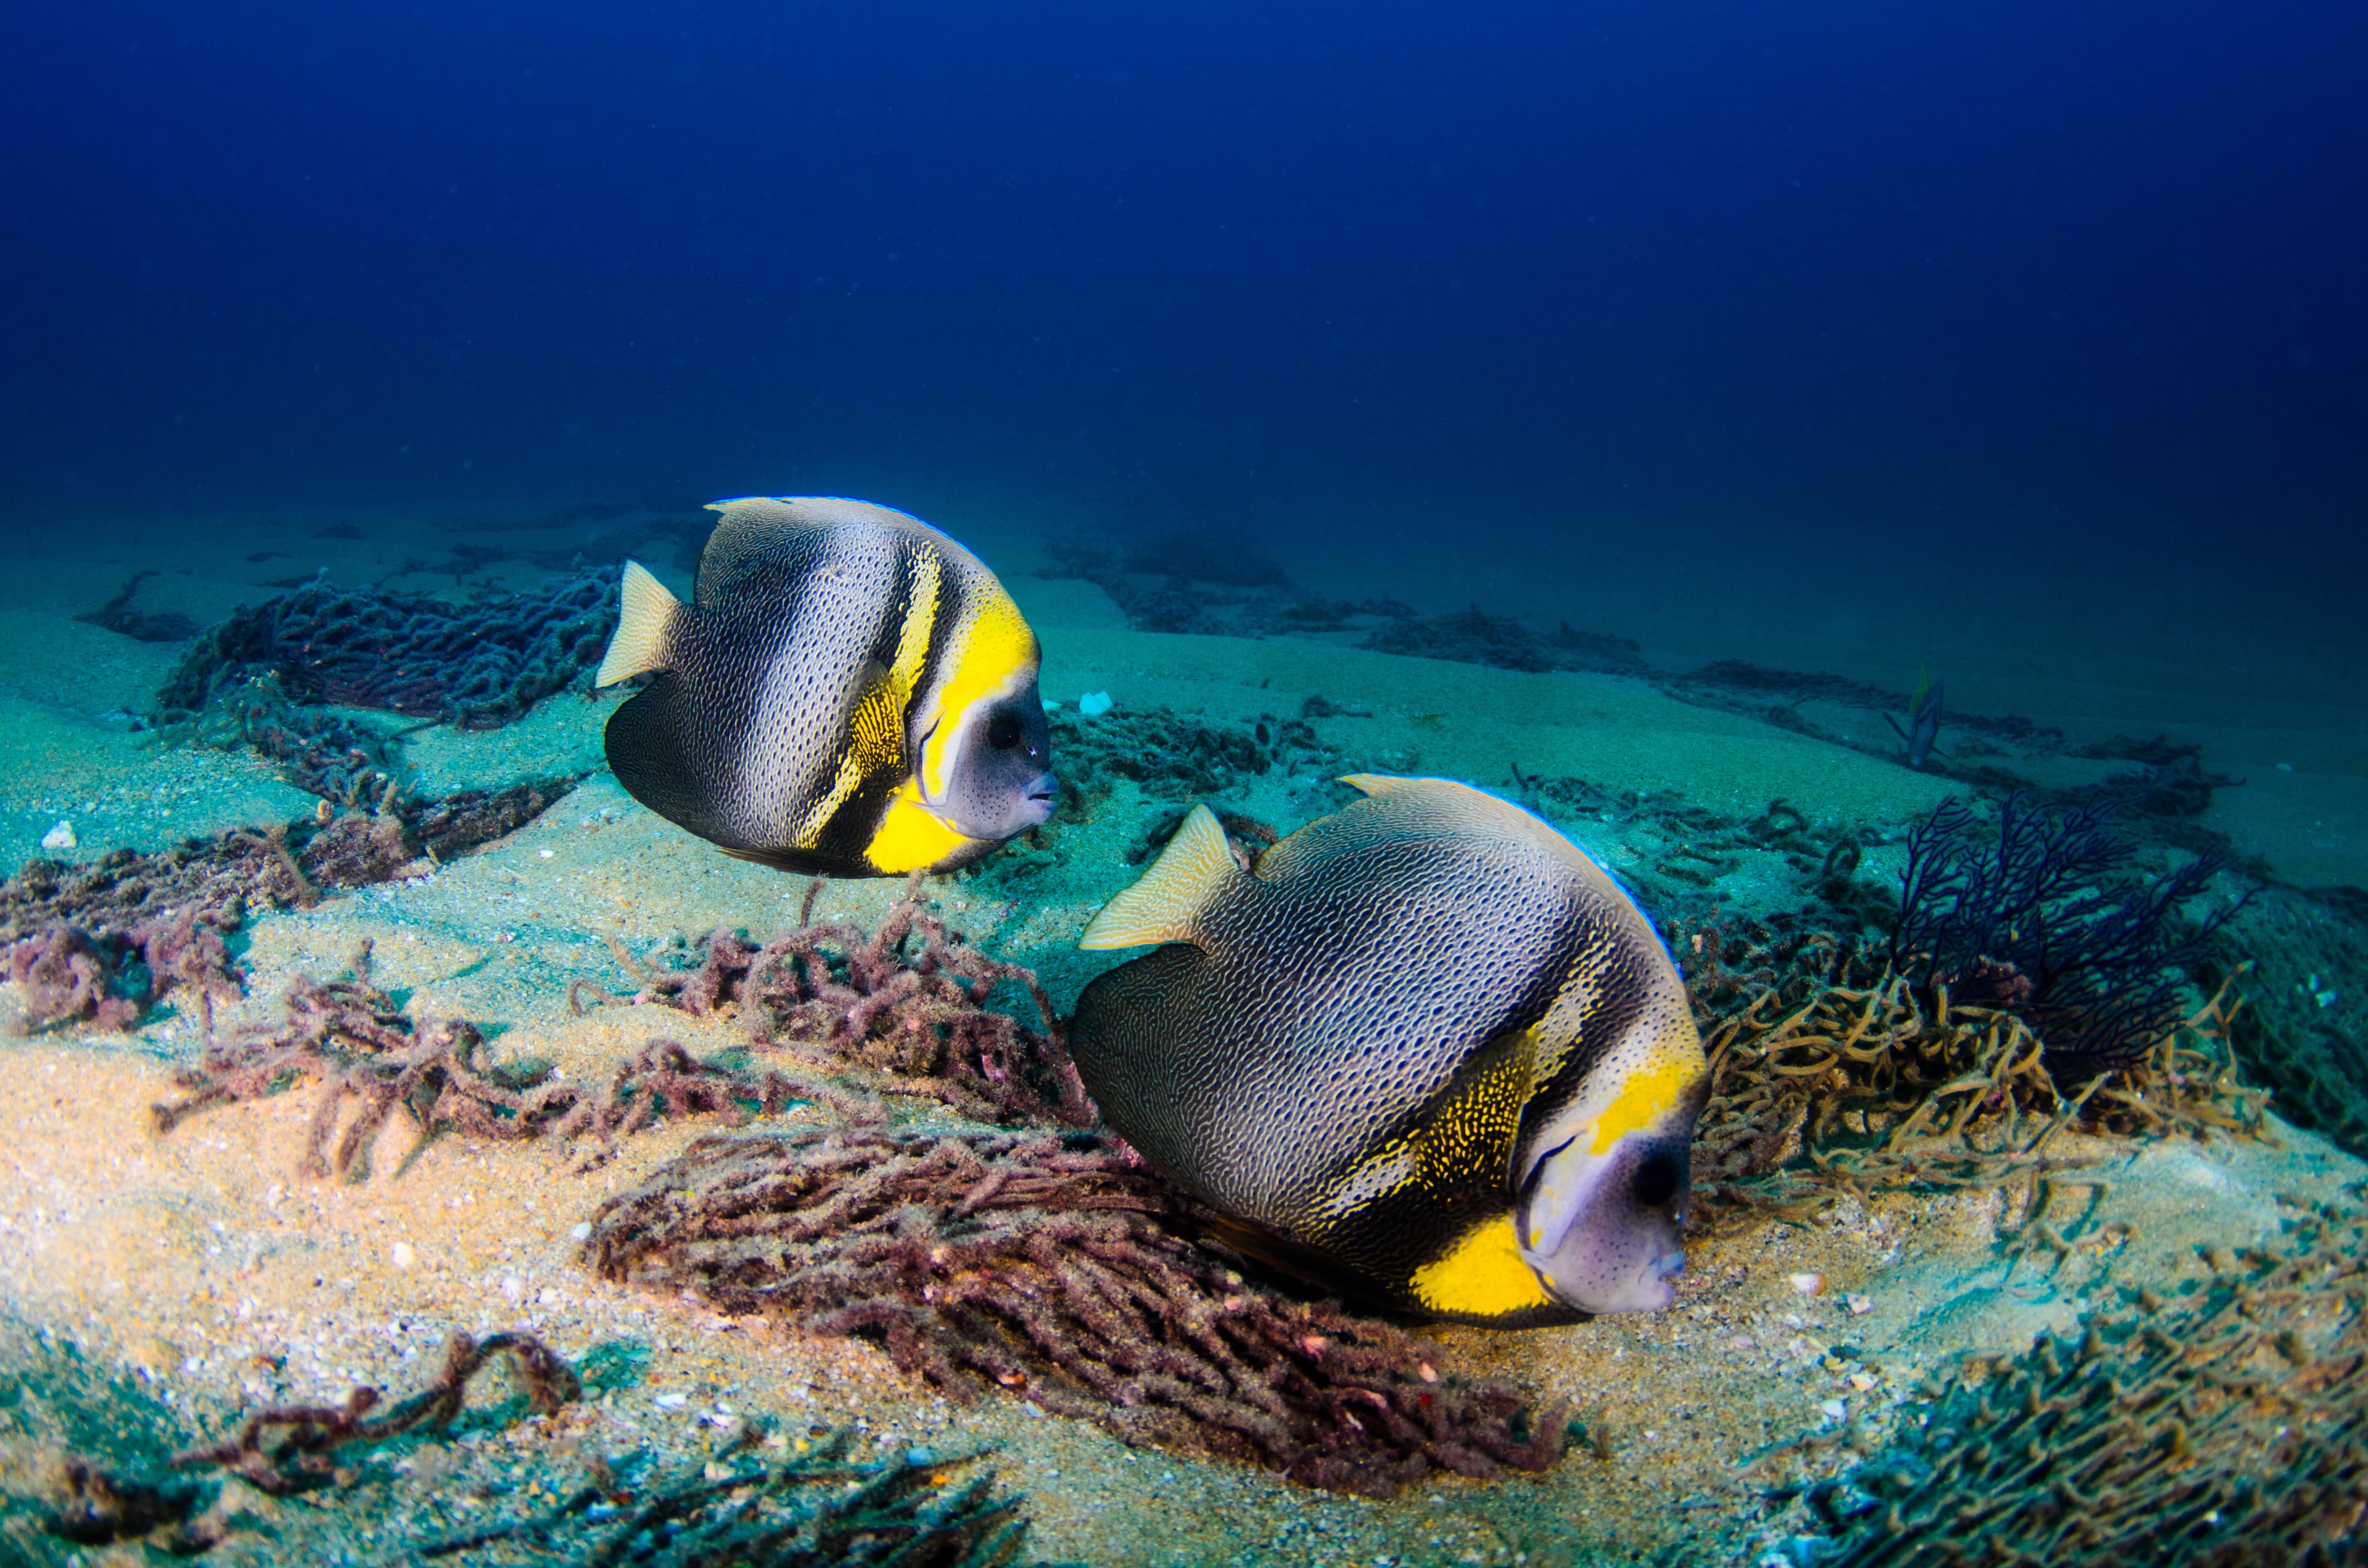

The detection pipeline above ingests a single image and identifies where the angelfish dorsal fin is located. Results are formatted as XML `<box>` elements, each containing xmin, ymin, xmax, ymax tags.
<box><xmin>596</xmin><ymin>561</ymin><xmax>683</xmax><ymax>687</ymax></box>
<box><xmin>1079</xmin><ymin>803</ymin><xmax>1241</xmax><ymax>950</ymax></box>
<box><xmin>1340</xmin><ymin>772</ymin><xmax>1464</xmax><ymax>800</ymax></box>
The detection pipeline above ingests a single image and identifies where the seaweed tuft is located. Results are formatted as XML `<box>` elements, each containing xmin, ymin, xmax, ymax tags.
<box><xmin>158</xmin><ymin>569</ymin><xmax>619</xmax><ymax>731</ymax></box>
<box><xmin>585</xmin><ymin>1125</ymin><xmax>1566</xmax><ymax>1498</ymax></box>
<box><xmin>625</xmin><ymin>877</ymin><xmax>1093</xmax><ymax>1128</ymax></box>
<box><xmin>152</xmin><ymin>942</ymin><xmax>836</xmax><ymax>1176</ymax></box>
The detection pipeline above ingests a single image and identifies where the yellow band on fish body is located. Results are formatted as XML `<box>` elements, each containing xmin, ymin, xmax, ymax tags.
<box><xmin>788</xmin><ymin>549</ymin><xmax>944</xmax><ymax>850</ymax></box>
<box><xmin>1581</xmin><ymin>1051</ymin><xmax>1699</xmax><ymax>1154</ymax></box>
<box><xmin>919</xmin><ymin>580</ymin><xmax>1038</xmax><ymax>802</ymax></box>
<box><xmin>1408</xmin><ymin>1214</ymin><xmax>1553</xmax><ymax>1318</ymax></box>
<box><xmin>865</xmin><ymin>779</ymin><xmax>976</xmax><ymax>874</ymax></box>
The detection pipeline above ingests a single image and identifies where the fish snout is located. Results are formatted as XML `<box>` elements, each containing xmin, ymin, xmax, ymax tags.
<box><xmin>1019</xmin><ymin>771</ymin><xmax>1058</xmax><ymax>824</ymax></box>
<box><xmin>1517</xmin><ymin>1128</ymin><xmax>1696</xmax><ymax>1315</ymax></box>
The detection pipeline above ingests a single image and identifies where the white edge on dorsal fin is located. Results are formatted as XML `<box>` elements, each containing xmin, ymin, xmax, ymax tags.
<box><xmin>1339</xmin><ymin>772</ymin><xmax>1475</xmax><ymax>799</ymax></box>
<box><xmin>1078</xmin><ymin>803</ymin><xmax>1240</xmax><ymax>950</ymax></box>
<box><xmin>594</xmin><ymin>560</ymin><xmax>682</xmax><ymax>687</ymax></box>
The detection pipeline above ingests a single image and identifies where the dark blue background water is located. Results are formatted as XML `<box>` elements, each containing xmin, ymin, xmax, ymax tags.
<box><xmin>5</xmin><ymin>0</ymin><xmax>2363</xmax><ymax>610</ymax></box>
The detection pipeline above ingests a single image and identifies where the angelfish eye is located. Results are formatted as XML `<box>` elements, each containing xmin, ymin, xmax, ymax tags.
<box><xmin>986</xmin><ymin>711</ymin><xmax>1022</xmax><ymax>750</ymax></box>
<box><xmin>1631</xmin><ymin>1147</ymin><xmax>1684</xmax><ymax>1209</ymax></box>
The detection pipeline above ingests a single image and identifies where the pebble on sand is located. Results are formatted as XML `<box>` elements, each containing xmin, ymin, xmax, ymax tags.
<box><xmin>41</xmin><ymin>819</ymin><xmax>76</xmax><ymax>850</ymax></box>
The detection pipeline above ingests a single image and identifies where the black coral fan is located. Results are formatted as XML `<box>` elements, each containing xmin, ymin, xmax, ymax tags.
<box><xmin>1888</xmin><ymin>794</ymin><xmax>2240</xmax><ymax>1079</ymax></box>
<box><xmin>585</xmin><ymin>1126</ymin><xmax>1567</xmax><ymax>1497</ymax></box>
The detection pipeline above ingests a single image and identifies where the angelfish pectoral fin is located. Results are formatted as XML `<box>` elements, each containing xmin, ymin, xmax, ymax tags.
<box><xmin>1079</xmin><ymin>803</ymin><xmax>1242</xmax><ymax>950</ymax></box>
<box><xmin>596</xmin><ymin>560</ymin><xmax>682</xmax><ymax>687</ymax></box>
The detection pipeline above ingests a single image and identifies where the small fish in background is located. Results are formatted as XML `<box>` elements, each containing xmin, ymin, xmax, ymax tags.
<box><xmin>1886</xmin><ymin>665</ymin><xmax>1946</xmax><ymax>769</ymax></box>
<box><xmin>1069</xmin><ymin>776</ymin><xmax>1708</xmax><ymax>1326</ymax></box>
<box><xmin>596</xmin><ymin>496</ymin><xmax>1056</xmax><ymax>877</ymax></box>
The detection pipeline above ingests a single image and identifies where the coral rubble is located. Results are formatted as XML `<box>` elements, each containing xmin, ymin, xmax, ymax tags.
<box><xmin>586</xmin><ymin>1126</ymin><xmax>1566</xmax><ymax>1497</ymax></box>
<box><xmin>1050</xmin><ymin>705</ymin><xmax>1342</xmax><ymax>805</ymax></box>
<box><xmin>1364</xmin><ymin>604</ymin><xmax>1645</xmax><ymax>675</ymax></box>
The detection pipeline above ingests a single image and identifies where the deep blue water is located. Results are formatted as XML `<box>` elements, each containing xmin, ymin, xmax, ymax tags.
<box><xmin>4</xmin><ymin>0</ymin><xmax>2364</xmax><ymax>610</ymax></box>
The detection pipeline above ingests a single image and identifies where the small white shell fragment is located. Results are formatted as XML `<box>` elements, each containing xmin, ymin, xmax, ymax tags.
<box><xmin>1848</xmin><ymin>1293</ymin><xmax>1874</xmax><ymax>1315</ymax></box>
<box><xmin>1789</xmin><ymin>1272</ymin><xmax>1826</xmax><ymax>1296</ymax></box>
<box><xmin>654</xmin><ymin>1392</ymin><xmax>689</xmax><ymax>1409</ymax></box>
<box><xmin>1819</xmin><ymin>1398</ymin><xmax>1848</xmax><ymax>1420</ymax></box>
<box><xmin>41</xmin><ymin>821</ymin><xmax>75</xmax><ymax>850</ymax></box>
<box><xmin>389</xmin><ymin>1242</ymin><xmax>416</xmax><ymax>1269</ymax></box>
<box><xmin>1849</xmin><ymin>1371</ymin><xmax>1878</xmax><ymax>1391</ymax></box>
<box><xmin>1078</xmin><ymin>691</ymin><xmax>1114</xmax><ymax>716</ymax></box>
<box><xmin>570</xmin><ymin>1221</ymin><xmax>593</xmax><ymax>1241</ymax></box>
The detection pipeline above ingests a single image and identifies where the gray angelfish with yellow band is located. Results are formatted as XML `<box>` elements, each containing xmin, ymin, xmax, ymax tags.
<box><xmin>595</xmin><ymin>496</ymin><xmax>1056</xmax><ymax>878</ymax></box>
<box><xmin>1068</xmin><ymin>776</ymin><xmax>1708</xmax><ymax>1326</ymax></box>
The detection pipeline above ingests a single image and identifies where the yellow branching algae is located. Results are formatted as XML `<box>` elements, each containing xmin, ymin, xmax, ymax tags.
<box><xmin>1685</xmin><ymin>929</ymin><xmax>2268</xmax><ymax>1221</ymax></box>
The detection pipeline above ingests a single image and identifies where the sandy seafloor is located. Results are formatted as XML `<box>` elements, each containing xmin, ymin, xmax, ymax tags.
<box><xmin>2</xmin><ymin>506</ymin><xmax>2364</xmax><ymax>1567</ymax></box>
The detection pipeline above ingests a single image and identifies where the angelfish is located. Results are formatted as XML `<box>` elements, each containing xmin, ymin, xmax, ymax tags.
<box><xmin>595</xmin><ymin>496</ymin><xmax>1055</xmax><ymax>877</ymax></box>
<box><xmin>1068</xmin><ymin>776</ymin><xmax>1709</xmax><ymax>1325</ymax></box>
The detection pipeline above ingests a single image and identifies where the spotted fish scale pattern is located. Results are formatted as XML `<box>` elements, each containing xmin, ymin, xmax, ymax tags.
<box><xmin>1069</xmin><ymin>776</ymin><xmax>1706</xmax><ymax>1324</ymax></box>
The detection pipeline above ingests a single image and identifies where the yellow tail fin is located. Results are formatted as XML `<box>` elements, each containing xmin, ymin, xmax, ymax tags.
<box><xmin>1079</xmin><ymin>803</ymin><xmax>1240</xmax><ymax>950</ymax></box>
<box><xmin>596</xmin><ymin>561</ymin><xmax>681</xmax><ymax>687</ymax></box>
